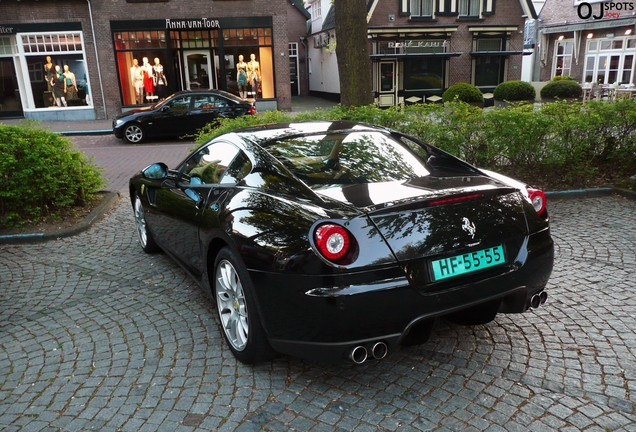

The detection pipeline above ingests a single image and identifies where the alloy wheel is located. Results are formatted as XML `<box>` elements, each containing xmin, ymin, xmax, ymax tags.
<box><xmin>134</xmin><ymin>196</ymin><xmax>148</xmax><ymax>248</ymax></box>
<box><xmin>215</xmin><ymin>259</ymin><xmax>249</xmax><ymax>351</ymax></box>
<box><xmin>124</xmin><ymin>124</ymin><xmax>144</xmax><ymax>143</ymax></box>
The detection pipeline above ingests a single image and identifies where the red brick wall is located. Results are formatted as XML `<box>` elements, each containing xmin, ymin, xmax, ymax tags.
<box><xmin>1</xmin><ymin>0</ymin><xmax>293</xmax><ymax>118</ymax></box>
<box><xmin>368</xmin><ymin>0</ymin><xmax>528</xmax><ymax>86</ymax></box>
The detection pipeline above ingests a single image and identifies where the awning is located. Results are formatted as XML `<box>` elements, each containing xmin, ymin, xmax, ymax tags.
<box><xmin>540</xmin><ymin>18</ymin><xmax>636</xmax><ymax>34</ymax></box>
<box><xmin>370</xmin><ymin>52</ymin><xmax>463</xmax><ymax>60</ymax></box>
<box><xmin>469</xmin><ymin>51</ymin><xmax>525</xmax><ymax>56</ymax></box>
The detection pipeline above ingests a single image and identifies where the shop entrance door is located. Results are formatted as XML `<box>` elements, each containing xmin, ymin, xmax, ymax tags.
<box><xmin>378</xmin><ymin>61</ymin><xmax>397</xmax><ymax>107</ymax></box>
<box><xmin>0</xmin><ymin>58</ymin><xmax>23</xmax><ymax>118</ymax></box>
<box><xmin>184</xmin><ymin>51</ymin><xmax>213</xmax><ymax>90</ymax></box>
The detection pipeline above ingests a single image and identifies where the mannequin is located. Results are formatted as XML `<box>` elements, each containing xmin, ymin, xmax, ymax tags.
<box><xmin>236</xmin><ymin>55</ymin><xmax>248</xmax><ymax>99</ymax></box>
<box><xmin>44</xmin><ymin>56</ymin><xmax>55</xmax><ymax>92</ymax></box>
<box><xmin>50</xmin><ymin>65</ymin><xmax>67</xmax><ymax>107</ymax></box>
<box><xmin>142</xmin><ymin>57</ymin><xmax>155</xmax><ymax>101</ymax></box>
<box><xmin>152</xmin><ymin>57</ymin><xmax>167</xmax><ymax>100</ymax></box>
<box><xmin>247</xmin><ymin>54</ymin><xmax>261</xmax><ymax>99</ymax></box>
<box><xmin>130</xmin><ymin>59</ymin><xmax>144</xmax><ymax>104</ymax></box>
<box><xmin>63</xmin><ymin>65</ymin><xmax>78</xmax><ymax>101</ymax></box>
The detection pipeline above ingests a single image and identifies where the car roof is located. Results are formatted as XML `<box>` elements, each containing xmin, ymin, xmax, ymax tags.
<box><xmin>232</xmin><ymin>121</ymin><xmax>388</xmax><ymax>146</ymax></box>
<box><xmin>171</xmin><ymin>89</ymin><xmax>246</xmax><ymax>103</ymax></box>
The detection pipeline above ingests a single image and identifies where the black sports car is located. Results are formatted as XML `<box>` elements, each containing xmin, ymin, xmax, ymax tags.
<box><xmin>113</xmin><ymin>89</ymin><xmax>256</xmax><ymax>143</ymax></box>
<box><xmin>129</xmin><ymin>121</ymin><xmax>554</xmax><ymax>364</ymax></box>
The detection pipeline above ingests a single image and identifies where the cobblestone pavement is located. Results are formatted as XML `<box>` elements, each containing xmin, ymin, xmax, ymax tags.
<box><xmin>2</xmin><ymin>189</ymin><xmax>636</xmax><ymax>429</ymax></box>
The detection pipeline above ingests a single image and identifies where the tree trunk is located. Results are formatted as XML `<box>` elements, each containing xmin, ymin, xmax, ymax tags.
<box><xmin>334</xmin><ymin>0</ymin><xmax>374</xmax><ymax>107</ymax></box>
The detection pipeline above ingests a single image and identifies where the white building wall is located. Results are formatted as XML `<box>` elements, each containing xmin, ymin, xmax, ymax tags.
<box><xmin>307</xmin><ymin>0</ymin><xmax>341</xmax><ymax>95</ymax></box>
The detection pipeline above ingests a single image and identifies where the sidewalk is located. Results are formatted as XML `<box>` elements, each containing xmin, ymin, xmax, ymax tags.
<box><xmin>0</xmin><ymin>95</ymin><xmax>338</xmax><ymax>136</ymax></box>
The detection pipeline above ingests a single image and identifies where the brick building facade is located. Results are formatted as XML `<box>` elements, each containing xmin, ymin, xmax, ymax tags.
<box><xmin>0</xmin><ymin>0</ymin><xmax>309</xmax><ymax>121</ymax></box>
<box><xmin>308</xmin><ymin>0</ymin><xmax>536</xmax><ymax>106</ymax></box>
<box><xmin>534</xmin><ymin>0</ymin><xmax>636</xmax><ymax>85</ymax></box>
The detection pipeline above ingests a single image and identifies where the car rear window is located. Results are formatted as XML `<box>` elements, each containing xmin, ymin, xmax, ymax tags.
<box><xmin>265</xmin><ymin>131</ymin><xmax>430</xmax><ymax>187</ymax></box>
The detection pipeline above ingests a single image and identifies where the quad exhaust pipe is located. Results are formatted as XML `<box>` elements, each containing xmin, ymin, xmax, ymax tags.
<box><xmin>347</xmin><ymin>341</ymin><xmax>388</xmax><ymax>363</ymax></box>
<box><xmin>530</xmin><ymin>291</ymin><xmax>548</xmax><ymax>309</ymax></box>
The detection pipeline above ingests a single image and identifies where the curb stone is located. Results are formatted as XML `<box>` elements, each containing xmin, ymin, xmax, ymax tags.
<box><xmin>0</xmin><ymin>190</ymin><xmax>121</xmax><ymax>245</ymax></box>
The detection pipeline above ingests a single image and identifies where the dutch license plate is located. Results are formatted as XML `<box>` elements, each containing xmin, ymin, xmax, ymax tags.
<box><xmin>431</xmin><ymin>245</ymin><xmax>506</xmax><ymax>282</ymax></box>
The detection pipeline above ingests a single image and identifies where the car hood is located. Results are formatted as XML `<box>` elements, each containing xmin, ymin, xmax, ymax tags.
<box><xmin>115</xmin><ymin>106</ymin><xmax>155</xmax><ymax>120</ymax></box>
<box><xmin>315</xmin><ymin>176</ymin><xmax>531</xmax><ymax>265</ymax></box>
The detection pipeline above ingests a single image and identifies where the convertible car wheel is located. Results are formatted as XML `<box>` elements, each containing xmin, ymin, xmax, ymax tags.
<box><xmin>124</xmin><ymin>123</ymin><xmax>145</xmax><ymax>143</ymax></box>
<box><xmin>134</xmin><ymin>193</ymin><xmax>160</xmax><ymax>253</ymax></box>
<box><xmin>214</xmin><ymin>248</ymin><xmax>275</xmax><ymax>364</ymax></box>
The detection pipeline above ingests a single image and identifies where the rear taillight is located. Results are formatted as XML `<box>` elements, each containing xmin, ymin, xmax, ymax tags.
<box><xmin>314</xmin><ymin>223</ymin><xmax>351</xmax><ymax>261</ymax></box>
<box><xmin>527</xmin><ymin>188</ymin><xmax>547</xmax><ymax>215</ymax></box>
<box><xmin>248</xmin><ymin>106</ymin><xmax>257</xmax><ymax>115</ymax></box>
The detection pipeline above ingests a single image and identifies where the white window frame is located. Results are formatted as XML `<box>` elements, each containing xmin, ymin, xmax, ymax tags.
<box><xmin>553</xmin><ymin>39</ymin><xmax>574</xmax><ymax>78</ymax></box>
<box><xmin>459</xmin><ymin>0</ymin><xmax>481</xmax><ymax>17</ymax></box>
<box><xmin>410</xmin><ymin>0</ymin><xmax>435</xmax><ymax>17</ymax></box>
<box><xmin>15</xmin><ymin>31</ymin><xmax>93</xmax><ymax>111</ymax></box>
<box><xmin>584</xmin><ymin>36</ymin><xmax>636</xmax><ymax>85</ymax></box>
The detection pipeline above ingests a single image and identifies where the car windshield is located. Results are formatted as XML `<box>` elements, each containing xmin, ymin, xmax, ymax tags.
<box><xmin>265</xmin><ymin>131</ymin><xmax>431</xmax><ymax>188</ymax></box>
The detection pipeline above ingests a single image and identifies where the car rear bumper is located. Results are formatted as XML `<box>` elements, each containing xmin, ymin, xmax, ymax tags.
<box><xmin>249</xmin><ymin>231</ymin><xmax>554</xmax><ymax>363</ymax></box>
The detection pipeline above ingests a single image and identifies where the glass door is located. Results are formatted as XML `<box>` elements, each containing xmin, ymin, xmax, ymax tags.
<box><xmin>0</xmin><ymin>58</ymin><xmax>23</xmax><ymax>117</ymax></box>
<box><xmin>184</xmin><ymin>51</ymin><xmax>213</xmax><ymax>90</ymax></box>
<box><xmin>378</xmin><ymin>61</ymin><xmax>397</xmax><ymax>107</ymax></box>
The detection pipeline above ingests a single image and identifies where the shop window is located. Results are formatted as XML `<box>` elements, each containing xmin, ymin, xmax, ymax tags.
<box><xmin>0</xmin><ymin>37</ymin><xmax>13</xmax><ymax>55</ymax></box>
<box><xmin>222</xmin><ymin>28</ymin><xmax>271</xmax><ymax>47</ymax></box>
<box><xmin>404</xmin><ymin>57</ymin><xmax>444</xmax><ymax>90</ymax></box>
<box><xmin>28</xmin><ymin>62</ymin><xmax>43</xmax><ymax>82</ymax></box>
<box><xmin>21</xmin><ymin>33</ymin><xmax>83</xmax><ymax>52</ymax></box>
<box><xmin>115</xmin><ymin>31</ymin><xmax>167</xmax><ymax>50</ymax></box>
<box><xmin>19</xmin><ymin>32</ymin><xmax>90</xmax><ymax>109</ymax></box>
<box><xmin>474</xmin><ymin>39</ymin><xmax>505</xmax><ymax>88</ymax></box>
<box><xmin>222</xmin><ymin>28</ymin><xmax>274</xmax><ymax>100</ymax></box>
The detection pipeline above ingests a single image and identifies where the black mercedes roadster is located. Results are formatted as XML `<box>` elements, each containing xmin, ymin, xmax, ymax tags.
<box><xmin>129</xmin><ymin>121</ymin><xmax>554</xmax><ymax>364</ymax></box>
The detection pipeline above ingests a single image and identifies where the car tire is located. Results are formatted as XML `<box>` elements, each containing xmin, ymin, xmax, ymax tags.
<box><xmin>213</xmin><ymin>247</ymin><xmax>276</xmax><ymax>364</ymax></box>
<box><xmin>123</xmin><ymin>123</ymin><xmax>145</xmax><ymax>144</ymax></box>
<box><xmin>133</xmin><ymin>193</ymin><xmax>160</xmax><ymax>253</ymax></box>
<box><xmin>444</xmin><ymin>299</ymin><xmax>501</xmax><ymax>326</ymax></box>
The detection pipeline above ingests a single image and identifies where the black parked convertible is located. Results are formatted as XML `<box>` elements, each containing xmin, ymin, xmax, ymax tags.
<box><xmin>129</xmin><ymin>121</ymin><xmax>554</xmax><ymax>364</ymax></box>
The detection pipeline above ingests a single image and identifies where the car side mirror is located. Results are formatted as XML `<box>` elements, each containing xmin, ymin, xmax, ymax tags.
<box><xmin>142</xmin><ymin>162</ymin><xmax>168</xmax><ymax>180</ymax></box>
<box><xmin>160</xmin><ymin>105</ymin><xmax>170</xmax><ymax>112</ymax></box>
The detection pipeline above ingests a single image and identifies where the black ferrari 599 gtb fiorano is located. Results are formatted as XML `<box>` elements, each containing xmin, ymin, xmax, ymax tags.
<box><xmin>129</xmin><ymin>121</ymin><xmax>554</xmax><ymax>364</ymax></box>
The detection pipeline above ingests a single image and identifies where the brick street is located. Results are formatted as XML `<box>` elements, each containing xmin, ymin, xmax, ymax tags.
<box><xmin>1</xmin><ymin>134</ymin><xmax>635</xmax><ymax>431</ymax></box>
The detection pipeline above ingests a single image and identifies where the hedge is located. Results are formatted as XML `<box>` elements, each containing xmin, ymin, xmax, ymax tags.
<box><xmin>197</xmin><ymin>99</ymin><xmax>636</xmax><ymax>191</ymax></box>
<box><xmin>0</xmin><ymin>122</ymin><xmax>105</xmax><ymax>228</ymax></box>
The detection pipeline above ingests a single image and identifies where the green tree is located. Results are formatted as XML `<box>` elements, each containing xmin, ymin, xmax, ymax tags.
<box><xmin>334</xmin><ymin>0</ymin><xmax>374</xmax><ymax>106</ymax></box>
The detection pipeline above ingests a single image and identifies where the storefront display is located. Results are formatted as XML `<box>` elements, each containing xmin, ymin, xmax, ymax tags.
<box><xmin>0</xmin><ymin>27</ymin><xmax>93</xmax><ymax>118</ymax></box>
<box><xmin>113</xmin><ymin>20</ymin><xmax>275</xmax><ymax>108</ymax></box>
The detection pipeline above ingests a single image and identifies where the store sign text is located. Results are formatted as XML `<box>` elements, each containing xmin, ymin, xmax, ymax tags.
<box><xmin>388</xmin><ymin>40</ymin><xmax>448</xmax><ymax>48</ymax></box>
<box><xmin>0</xmin><ymin>26</ymin><xmax>14</xmax><ymax>34</ymax></box>
<box><xmin>165</xmin><ymin>18</ymin><xmax>221</xmax><ymax>30</ymax></box>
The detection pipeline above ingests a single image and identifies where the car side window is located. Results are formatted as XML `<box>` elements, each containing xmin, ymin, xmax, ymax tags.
<box><xmin>193</xmin><ymin>95</ymin><xmax>214</xmax><ymax>109</ymax></box>
<box><xmin>168</xmin><ymin>96</ymin><xmax>191</xmax><ymax>111</ymax></box>
<box><xmin>215</xmin><ymin>97</ymin><xmax>229</xmax><ymax>108</ymax></box>
<box><xmin>181</xmin><ymin>142</ymin><xmax>240</xmax><ymax>185</ymax></box>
